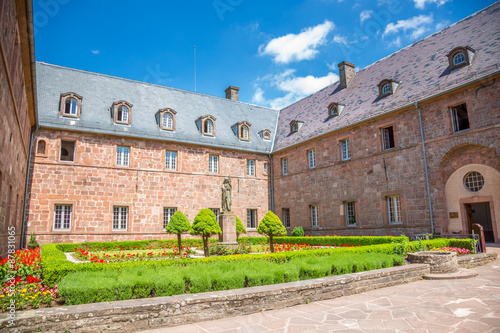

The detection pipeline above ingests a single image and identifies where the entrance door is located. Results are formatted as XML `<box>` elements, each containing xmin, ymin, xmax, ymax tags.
<box><xmin>466</xmin><ymin>202</ymin><xmax>494</xmax><ymax>242</ymax></box>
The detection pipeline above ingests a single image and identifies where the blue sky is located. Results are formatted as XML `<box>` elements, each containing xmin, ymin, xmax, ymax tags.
<box><xmin>33</xmin><ymin>0</ymin><xmax>496</xmax><ymax>109</ymax></box>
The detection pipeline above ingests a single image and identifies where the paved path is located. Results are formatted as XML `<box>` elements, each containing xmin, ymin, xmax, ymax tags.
<box><xmin>140</xmin><ymin>248</ymin><xmax>500</xmax><ymax>333</ymax></box>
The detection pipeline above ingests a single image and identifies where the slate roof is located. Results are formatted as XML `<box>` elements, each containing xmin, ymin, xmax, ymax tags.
<box><xmin>36</xmin><ymin>63</ymin><xmax>279</xmax><ymax>154</ymax></box>
<box><xmin>273</xmin><ymin>2</ymin><xmax>500</xmax><ymax>152</ymax></box>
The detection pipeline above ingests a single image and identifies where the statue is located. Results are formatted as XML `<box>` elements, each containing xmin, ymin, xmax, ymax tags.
<box><xmin>221</xmin><ymin>177</ymin><xmax>232</xmax><ymax>212</ymax></box>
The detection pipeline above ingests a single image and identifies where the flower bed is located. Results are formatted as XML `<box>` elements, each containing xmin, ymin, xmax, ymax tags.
<box><xmin>431</xmin><ymin>247</ymin><xmax>471</xmax><ymax>255</ymax></box>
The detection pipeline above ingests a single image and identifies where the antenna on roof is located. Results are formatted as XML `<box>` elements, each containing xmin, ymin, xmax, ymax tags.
<box><xmin>194</xmin><ymin>46</ymin><xmax>197</xmax><ymax>92</ymax></box>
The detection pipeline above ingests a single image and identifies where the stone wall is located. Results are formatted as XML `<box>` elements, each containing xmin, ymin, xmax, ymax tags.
<box><xmin>27</xmin><ymin>130</ymin><xmax>268</xmax><ymax>244</ymax></box>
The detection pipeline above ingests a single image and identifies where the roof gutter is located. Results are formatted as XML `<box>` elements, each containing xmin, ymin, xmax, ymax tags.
<box><xmin>414</xmin><ymin>102</ymin><xmax>434</xmax><ymax>234</ymax></box>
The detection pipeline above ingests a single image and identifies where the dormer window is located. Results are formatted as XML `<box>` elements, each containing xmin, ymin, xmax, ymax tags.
<box><xmin>446</xmin><ymin>46</ymin><xmax>475</xmax><ymax>71</ymax></box>
<box><xmin>59</xmin><ymin>92</ymin><xmax>82</xmax><ymax>118</ymax></box>
<box><xmin>327</xmin><ymin>102</ymin><xmax>346</xmax><ymax>118</ymax></box>
<box><xmin>196</xmin><ymin>115</ymin><xmax>216</xmax><ymax>136</ymax></box>
<box><xmin>258</xmin><ymin>129</ymin><xmax>272</xmax><ymax>140</ymax></box>
<box><xmin>377</xmin><ymin>79</ymin><xmax>400</xmax><ymax>98</ymax></box>
<box><xmin>233</xmin><ymin>121</ymin><xmax>252</xmax><ymax>141</ymax></box>
<box><xmin>112</xmin><ymin>101</ymin><xmax>133</xmax><ymax>125</ymax></box>
<box><xmin>155</xmin><ymin>108</ymin><xmax>177</xmax><ymax>131</ymax></box>
<box><xmin>290</xmin><ymin>120</ymin><xmax>304</xmax><ymax>134</ymax></box>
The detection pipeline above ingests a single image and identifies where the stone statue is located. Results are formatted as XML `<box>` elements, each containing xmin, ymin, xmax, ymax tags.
<box><xmin>221</xmin><ymin>177</ymin><xmax>232</xmax><ymax>212</ymax></box>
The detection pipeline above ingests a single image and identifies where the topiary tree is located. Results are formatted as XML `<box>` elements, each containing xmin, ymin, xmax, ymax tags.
<box><xmin>165</xmin><ymin>211</ymin><xmax>191</xmax><ymax>251</ymax></box>
<box><xmin>190</xmin><ymin>209</ymin><xmax>222</xmax><ymax>257</ymax></box>
<box><xmin>256</xmin><ymin>211</ymin><xmax>287</xmax><ymax>253</ymax></box>
<box><xmin>235</xmin><ymin>215</ymin><xmax>247</xmax><ymax>241</ymax></box>
<box><xmin>27</xmin><ymin>233</ymin><xmax>40</xmax><ymax>250</ymax></box>
<box><xmin>291</xmin><ymin>226</ymin><xmax>305</xmax><ymax>237</ymax></box>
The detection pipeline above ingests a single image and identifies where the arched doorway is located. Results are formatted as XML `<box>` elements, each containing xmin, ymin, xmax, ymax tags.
<box><xmin>444</xmin><ymin>164</ymin><xmax>499</xmax><ymax>243</ymax></box>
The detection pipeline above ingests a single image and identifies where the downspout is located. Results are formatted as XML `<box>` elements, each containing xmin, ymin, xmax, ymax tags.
<box><xmin>20</xmin><ymin>126</ymin><xmax>37</xmax><ymax>248</ymax></box>
<box><xmin>414</xmin><ymin>102</ymin><xmax>435</xmax><ymax>234</ymax></box>
<box><xmin>269</xmin><ymin>154</ymin><xmax>274</xmax><ymax>212</ymax></box>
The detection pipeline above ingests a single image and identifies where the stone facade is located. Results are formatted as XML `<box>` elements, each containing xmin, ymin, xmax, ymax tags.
<box><xmin>0</xmin><ymin>0</ymin><xmax>36</xmax><ymax>257</ymax></box>
<box><xmin>27</xmin><ymin>130</ymin><xmax>269</xmax><ymax>244</ymax></box>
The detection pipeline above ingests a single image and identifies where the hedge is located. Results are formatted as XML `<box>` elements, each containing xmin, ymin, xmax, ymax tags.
<box><xmin>239</xmin><ymin>235</ymin><xmax>409</xmax><ymax>246</ymax></box>
<box><xmin>58</xmin><ymin>252</ymin><xmax>404</xmax><ymax>305</ymax></box>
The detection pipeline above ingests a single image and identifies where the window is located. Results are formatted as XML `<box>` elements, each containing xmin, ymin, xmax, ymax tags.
<box><xmin>263</xmin><ymin>162</ymin><xmax>268</xmax><ymax>174</ymax></box>
<box><xmin>464</xmin><ymin>171</ymin><xmax>484</xmax><ymax>192</ymax></box>
<box><xmin>329</xmin><ymin>104</ymin><xmax>338</xmax><ymax>117</ymax></box>
<box><xmin>163</xmin><ymin>113</ymin><xmax>173</xmax><ymax>129</ymax></box>
<box><xmin>113</xmin><ymin>206</ymin><xmax>128</xmax><ymax>230</ymax></box>
<box><xmin>345</xmin><ymin>201</ymin><xmax>356</xmax><ymax>226</ymax></box>
<box><xmin>377</xmin><ymin>79</ymin><xmax>399</xmax><ymax>98</ymax></box>
<box><xmin>387</xmin><ymin>196</ymin><xmax>402</xmax><ymax>224</ymax></box>
<box><xmin>453</xmin><ymin>53</ymin><xmax>466</xmax><ymax>66</ymax></box>
<box><xmin>260</xmin><ymin>130</ymin><xmax>271</xmax><ymax>140</ymax></box>
<box><xmin>165</xmin><ymin>151</ymin><xmax>177</xmax><ymax>170</ymax></box>
<box><xmin>446</xmin><ymin>46</ymin><xmax>475</xmax><ymax>71</ymax></box>
<box><xmin>37</xmin><ymin>140</ymin><xmax>46</xmax><ymax>155</ymax></box>
<box><xmin>381</xmin><ymin>126</ymin><xmax>395</xmax><ymax>150</ymax></box>
<box><xmin>208</xmin><ymin>155</ymin><xmax>219</xmax><ymax>173</ymax></box>
<box><xmin>341</xmin><ymin>139</ymin><xmax>350</xmax><ymax>161</ymax></box>
<box><xmin>281</xmin><ymin>158</ymin><xmax>288</xmax><ymax>175</ymax></box>
<box><xmin>54</xmin><ymin>204</ymin><xmax>72</xmax><ymax>230</ymax></box>
<box><xmin>163</xmin><ymin>208</ymin><xmax>176</xmax><ymax>229</ymax></box>
<box><xmin>59</xmin><ymin>140</ymin><xmax>75</xmax><ymax>162</ymax></box>
<box><xmin>282</xmin><ymin>208</ymin><xmax>290</xmax><ymax>228</ymax></box>
<box><xmin>310</xmin><ymin>205</ymin><xmax>318</xmax><ymax>227</ymax></box>
<box><xmin>247</xmin><ymin>209</ymin><xmax>257</xmax><ymax>229</ymax></box>
<box><xmin>241</xmin><ymin>125</ymin><xmax>249</xmax><ymax>140</ymax></box>
<box><xmin>59</xmin><ymin>92</ymin><xmax>82</xmax><ymax>118</ymax></box>
<box><xmin>290</xmin><ymin>120</ymin><xmax>303</xmax><ymax>134</ymax></box>
<box><xmin>308</xmin><ymin>149</ymin><xmax>316</xmax><ymax>169</ymax></box>
<box><xmin>116</xmin><ymin>146</ymin><xmax>130</xmax><ymax>167</ymax></box>
<box><xmin>204</xmin><ymin>119</ymin><xmax>214</xmax><ymax>135</ymax></box>
<box><xmin>198</xmin><ymin>115</ymin><xmax>216</xmax><ymax>136</ymax></box>
<box><xmin>112</xmin><ymin>101</ymin><xmax>133</xmax><ymax>125</ymax></box>
<box><xmin>451</xmin><ymin>103</ymin><xmax>470</xmax><ymax>133</ymax></box>
<box><xmin>210</xmin><ymin>208</ymin><xmax>220</xmax><ymax>224</ymax></box>
<box><xmin>234</xmin><ymin>121</ymin><xmax>252</xmax><ymax>141</ymax></box>
<box><xmin>247</xmin><ymin>159</ymin><xmax>255</xmax><ymax>176</ymax></box>
<box><xmin>382</xmin><ymin>84</ymin><xmax>391</xmax><ymax>95</ymax></box>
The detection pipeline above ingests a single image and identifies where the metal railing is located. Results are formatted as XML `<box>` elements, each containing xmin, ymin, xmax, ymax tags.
<box><xmin>409</xmin><ymin>233</ymin><xmax>481</xmax><ymax>253</ymax></box>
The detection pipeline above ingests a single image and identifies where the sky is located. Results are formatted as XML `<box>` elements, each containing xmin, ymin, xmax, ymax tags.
<box><xmin>33</xmin><ymin>0</ymin><xmax>496</xmax><ymax>110</ymax></box>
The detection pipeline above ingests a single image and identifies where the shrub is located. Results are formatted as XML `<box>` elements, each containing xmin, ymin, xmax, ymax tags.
<box><xmin>27</xmin><ymin>233</ymin><xmax>40</xmax><ymax>250</ymax></box>
<box><xmin>239</xmin><ymin>235</ymin><xmax>409</xmax><ymax>246</ymax></box>
<box><xmin>190</xmin><ymin>209</ymin><xmax>222</xmax><ymax>257</ymax></box>
<box><xmin>291</xmin><ymin>227</ymin><xmax>305</xmax><ymax>237</ymax></box>
<box><xmin>256</xmin><ymin>211</ymin><xmax>287</xmax><ymax>253</ymax></box>
<box><xmin>235</xmin><ymin>215</ymin><xmax>247</xmax><ymax>241</ymax></box>
<box><xmin>165</xmin><ymin>211</ymin><xmax>191</xmax><ymax>250</ymax></box>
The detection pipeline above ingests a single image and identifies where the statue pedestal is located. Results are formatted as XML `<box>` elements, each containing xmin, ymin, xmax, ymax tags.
<box><xmin>219</xmin><ymin>212</ymin><xmax>238</xmax><ymax>247</ymax></box>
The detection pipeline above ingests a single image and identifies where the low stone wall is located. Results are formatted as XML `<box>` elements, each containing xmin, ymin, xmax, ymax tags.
<box><xmin>458</xmin><ymin>252</ymin><xmax>497</xmax><ymax>268</ymax></box>
<box><xmin>1</xmin><ymin>264</ymin><xmax>429</xmax><ymax>333</ymax></box>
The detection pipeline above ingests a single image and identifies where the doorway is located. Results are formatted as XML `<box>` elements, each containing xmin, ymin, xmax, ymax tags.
<box><xmin>466</xmin><ymin>202</ymin><xmax>494</xmax><ymax>242</ymax></box>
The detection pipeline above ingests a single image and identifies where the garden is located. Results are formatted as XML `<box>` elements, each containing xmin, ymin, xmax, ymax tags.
<box><xmin>0</xmin><ymin>209</ymin><xmax>476</xmax><ymax>310</ymax></box>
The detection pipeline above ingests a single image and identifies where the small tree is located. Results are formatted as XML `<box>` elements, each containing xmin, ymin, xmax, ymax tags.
<box><xmin>190</xmin><ymin>209</ymin><xmax>222</xmax><ymax>257</ymax></box>
<box><xmin>235</xmin><ymin>215</ymin><xmax>247</xmax><ymax>241</ymax></box>
<box><xmin>27</xmin><ymin>233</ymin><xmax>40</xmax><ymax>250</ymax></box>
<box><xmin>291</xmin><ymin>226</ymin><xmax>305</xmax><ymax>237</ymax></box>
<box><xmin>256</xmin><ymin>211</ymin><xmax>287</xmax><ymax>253</ymax></box>
<box><xmin>165</xmin><ymin>211</ymin><xmax>191</xmax><ymax>251</ymax></box>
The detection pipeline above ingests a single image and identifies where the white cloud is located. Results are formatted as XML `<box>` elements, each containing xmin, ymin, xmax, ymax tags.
<box><xmin>413</xmin><ymin>0</ymin><xmax>451</xmax><ymax>9</ymax></box>
<box><xmin>333</xmin><ymin>34</ymin><xmax>349</xmax><ymax>45</ymax></box>
<box><xmin>388</xmin><ymin>37</ymin><xmax>401</xmax><ymax>48</ymax></box>
<box><xmin>327</xmin><ymin>62</ymin><xmax>337</xmax><ymax>70</ymax></box>
<box><xmin>253</xmin><ymin>70</ymin><xmax>339</xmax><ymax>109</ymax></box>
<box><xmin>360</xmin><ymin>10</ymin><xmax>373</xmax><ymax>22</ymax></box>
<box><xmin>383</xmin><ymin>14</ymin><xmax>434</xmax><ymax>40</ymax></box>
<box><xmin>259</xmin><ymin>20</ymin><xmax>334</xmax><ymax>64</ymax></box>
<box><xmin>435</xmin><ymin>20</ymin><xmax>450</xmax><ymax>31</ymax></box>
<box><xmin>91</xmin><ymin>49</ymin><xmax>100</xmax><ymax>55</ymax></box>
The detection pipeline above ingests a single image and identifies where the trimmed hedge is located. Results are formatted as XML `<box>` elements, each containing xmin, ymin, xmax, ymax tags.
<box><xmin>239</xmin><ymin>235</ymin><xmax>409</xmax><ymax>246</ymax></box>
<box><xmin>58</xmin><ymin>252</ymin><xmax>404</xmax><ymax>305</ymax></box>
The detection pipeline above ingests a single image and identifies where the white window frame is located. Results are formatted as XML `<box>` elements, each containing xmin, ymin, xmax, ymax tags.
<box><xmin>387</xmin><ymin>196</ymin><xmax>402</xmax><ymax>224</ymax></box>
<box><xmin>382</xmin><ymin>83</ymin><xmax>391</xmax><ymax>95</ymax></box>
<box><xmin>117</xmin><ymin>106</ymin><xmax>129</xmax><ymax>123</ymax></box>
<box><xmin>163</xmin><ymin>207</ymin><xmax>176</xmax><ymax>230</ymax></box>
<box><xmin>308</xmin><ymin>149</ymin><xmax>316</xmax><ymax>169</ymax></box>
<box><xmin>208</xmin><ymin>155</ymin><xmax>219</xmax><ymax>173</ymax></box>
<box><xmin>453</xmin><ymin>53</ymin><xmax>466</xmax><ymax>66</ymax></box>
<box><xmin>59</xmin><ymin>140</ymin><xmax>76</xmax><ymax>162</ymax></box>
<box><xmin>341</xmin><ymin>139</ymin><xmax>351</xmax><ymax>161</ymax></box>
<box><xmin>263</xmin><ymin>162</ymin><xmax>268</xmax><ymax>174</ymax></box>
<box><xmin>382</xmin><ymin>126</ymin><xmax>395</xmax><ymax>150</ymax></box>
<box><xmin>345</xmin><ymin>201</ymin><xmax>356</xmax><ymax>226</ymax></box>
<box><xmin>310</xmin><ymin>205</ymin><xmax>318</xmax><ymax>227</ymax></box>
<box><xmin>247</xmin><ymin>209</ymin><xmax>257</xmax><ymax>229</ymax></box>
<box><xmin>282</xmin><ymin>158</ymin><xmax>288</xmax><ymax>175</ymax></box>
<box><xmin>116</xmin><ymin>146</ymin><xmax>130</xmax><ymax>167</ymax></box>
<box><xmin>283</xmin><ymin>208</ymin><xmax>290</xmax><ymax>228</ymax></box>
<box><xmin>247</xmin><ymin>159</ymin><xmax>255</xmax><ymax>176</ymax></box>
<box><xmin>241</xmin><ymin>125</ymin><xmax>249</xmax><ymax>140</ymax></box>
<box><xmin>162</xmin><ymin>113</ymin><xmax>173</xmax><ymax>129</ymax></box>
<box><xmin>53</xmin><ymin>204</ymin><xmax>72</xmax><ymax>230</ymax></box>
<box><xmin>64</xmin><ymin>97</ymin><xmax>78</xmax><ymax>116</ymax></box>
<box><xmin>165</xmin><ymin>150</ymin><xmax>177</xmax><ymax>170</ymax></box>
<box><xmin>204</xmin><ymin>119</ymin><xmax>214</xmax><ymax>135</ymax></box>
<box><xmin>113</xmin><ymin>206</ymin><xmax>128</xmax><ymax>231</ymax></box>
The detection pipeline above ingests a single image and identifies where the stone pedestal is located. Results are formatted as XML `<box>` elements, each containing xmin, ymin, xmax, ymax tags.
<box><xmin>219</xmin><ymin>212</ymin><xmax>238</xmax><ymax>247</ymax></box>
<box><xmin>407</xmin><ymin>251</ymin><xmax>458</xmax><ymax>273</ymax></box>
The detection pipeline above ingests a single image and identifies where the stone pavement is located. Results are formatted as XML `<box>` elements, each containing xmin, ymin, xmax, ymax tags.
<box><xmin>140</xmin><ymin>247</ymin><xmax>500</xmax><ymax>333</ymax></box>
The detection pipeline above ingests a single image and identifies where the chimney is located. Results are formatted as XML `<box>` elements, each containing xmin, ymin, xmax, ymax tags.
<box><xmin>225</xmin><ymin>86</ymin><xmax>239</xmax><ymax>101</ymax></box>
<box><xmin>338</xmin><ymin>61</ymin><xmax>355</xmax><ymax>89</ymax></box>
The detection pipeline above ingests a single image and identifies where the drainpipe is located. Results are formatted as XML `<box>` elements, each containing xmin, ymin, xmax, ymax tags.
<box><xmin>269</xmin><ymin>153</ymin><xmax>275</xmax><ymax>212</ymax></box>
<box><xmin>20</xmin><ymin>126</ymin><xmax>37</xmax><ymax>249</ymax></box>
<box><xmin>414</xmin><ymin>102</ymin><xmax>435</xmax><ymax>234</ymax></box>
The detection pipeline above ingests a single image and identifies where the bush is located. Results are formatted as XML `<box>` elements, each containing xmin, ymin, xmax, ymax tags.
<box><xmin>239</xmin><ymin>235</ymin><xmax>409</xmax><ymax>246</ymax></box>
<box><xmin>190</xmin><ymin>209</ymin><xmax>222</xmax><ymax>257</ymax></box>
<box><xmin>27</xmin><ymin>233</ymin><xmax>40</xmax><ymax>250</ymax></box>
<box><xmin>165</xmin><ymin>211</ymin><xmax>191</xmax><ymax>250</ymax></box>
<box><xmin>256</xmin><ymin>211</ymin><xmax>287</xmax><ymax>253</ymax></box>
<box><xmin>235</xmin><ymin>215</ymin><xmax>247</xmax><ymax>241</ymax></box>
<box><xmin>291</xmin><ymin>227</ymin><xmax>305</xmax><ymax>237</ymax></box>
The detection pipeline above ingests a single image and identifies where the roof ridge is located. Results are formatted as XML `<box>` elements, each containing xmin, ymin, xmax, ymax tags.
<box><xmin>36</xmin><ymin>62</ymin><xmax>276</xmax><ymax>112</ymax></box>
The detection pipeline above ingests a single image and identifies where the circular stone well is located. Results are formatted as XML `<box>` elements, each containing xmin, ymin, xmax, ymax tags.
<box><xmin>407</xmin><ymin>251</ymin><xmax>458</xmax><ymax>273</ymax></box>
